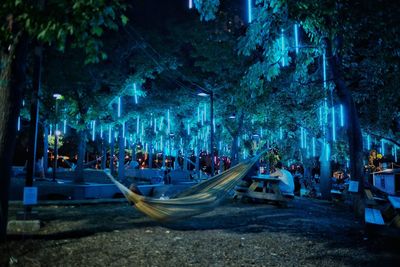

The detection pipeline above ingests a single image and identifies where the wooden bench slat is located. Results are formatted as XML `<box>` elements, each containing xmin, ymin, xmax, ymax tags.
<box><xmin>388</xmin><ymin>196</ymin><xmax>400</xmax><ymax>209</ymax></box>
<box><xmin>365</xmin><ymin>208</ymin><xmax>385</xmax><ymax>225</ymax></box>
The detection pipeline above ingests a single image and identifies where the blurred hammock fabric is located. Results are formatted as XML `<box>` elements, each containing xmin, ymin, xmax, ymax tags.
<box><xmin>108</xmin><ymin>153</ymin><xmax>263</xmax><ymax>221</ymax></box>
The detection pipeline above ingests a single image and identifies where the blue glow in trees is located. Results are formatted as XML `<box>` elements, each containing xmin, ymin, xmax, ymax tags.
<box><xmin>50</xmin><ymin>124</ymin><xmax>53</xmax><ymax>136</ymax></box>
<box><xmin>108</xmin><ymin>126</ymin><xmax>111</xmax><ymax>143</ymax></box>
<box><xmin>294</xmin><ymin>24</ymin><xmax>299</xmax><ymax>54</ymax></box>
<box><xmin>281</xmin><ymin>29</ymin><xmax>285</xmax><ymax>66</ymax></box>
<box><xmin>92</xmin><ymin>120</ymin><xmax>96</xmax><ymax>141</ymax></box>
<box><xmin>17</xmin><ymin>116</ymin><xmax>21</xmax><ymax>131</ymax></box>
<box><xmin>279</xmin><ymin>127</ymin><xmax>283</xmax><ymax>139</ymax></box>
<box><xmin>187</xmin><ymin>122</ymin><xmax>191</xmax><ymax>135</ymax></box>
<box><xmin>340</xmin><ymin>104</ymin><xmax>344</xmax><ymax>127</ymax></box>
<box><xmin>381</xmin><ymin>139</ymin><xmax>385</xmax><ymax>155</ymax></box>
<box><xmin>100</xmin><ymin>126</ymin><xmax>103</xmax><ymax>139</ymax></box>
<box><xmin>394</xmin><ymin>146</ymin><xmax>398</xmax><ymax>162</ymax></box>
<box><xmin>300</xmin><ymin>127</ymin><xmax>304</xmax><ymax>148</ymax></box>
<box><xmin>133</xmin><ymin>83</ymin><xmax>138</xmax><ymax>104</ymax></box>
<box><xmin>312</xmin><ymin>137</ymin><xmax>316</xmax><ymax>157</ymax></box>
<box><xmin>247</xmin><ymin>0</ymin><xmax>252</xmax><ymax>23</ymax></box>
<box><xmin>122</xmin><ymin>122</ymin><xmax>125</xmax><ymax>138</ymax></box>
<box><xmin>117</xmin><ymin>97</ymin><xmax>121</xmax><ymax>117</ymax></box>
<box><xmin>331</xmin><ymin>106</ymin><xmax>336</xmax><ymax>141</ymax></box>
<box><xmin>189</xmin><ymin>0</ymin><xmax>193</xmax><ymax>9</ymax></box>
<box><xmin>154</xmin><ymin>118</ymin><xmax>157</xmax><ymax>133</ymax></box>
<box><xmin>167</xmin><ymin>109</ymin><xmax>171</xmax><ymax>133</ymax></box>
<box><xmin>367</xmin><ymin>135</ymin><xmax>371</xmax><ymax>150</ymax></box>
<box><xmin>323</xmin><ymin>52</ymin><xmax>327</xmax><ymax>89</ymax></box>
<box><xmin>63</xmin><ymin>119</ymin><xmax>67</xmax><ymax>134</ymax></box>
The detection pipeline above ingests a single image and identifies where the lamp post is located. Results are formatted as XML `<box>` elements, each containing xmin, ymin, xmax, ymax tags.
<box><xmin>52</xmin><ymin>93</ymin><xmax>62</xmax><ymax>181</ymax></box>
<box><xmin>198</xmin><ymin>90</ymin><xmax>215</xmax><ymax>176</ymax></box>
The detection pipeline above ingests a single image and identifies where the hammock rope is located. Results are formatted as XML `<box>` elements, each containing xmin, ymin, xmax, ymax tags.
<box><xmin>108</xmin><ymin>152</ymin><xmax>264</xmax><ymax>221</ymax></box>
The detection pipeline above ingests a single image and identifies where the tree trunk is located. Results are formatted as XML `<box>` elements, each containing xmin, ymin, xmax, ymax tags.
<box><xmin>319</xmin><ymin>143</ymin><xmax>332</xmax><ymax>199</ymax></box>
<box><xmin>101</xmin><ymin>140</ymin><xmax>106</xmax><ymax>170</ymax></box>
<box><xmin>326</xmin><ymin>37</ymin><xmax>365</xmax><ymax>216</ymax></box>
<box><xmin>74</xmin><ymin>130</ymin><xmax>86</xmax><ymax>183</ymax></box>
<box><xmin>118</xmin><ymin>126</ymin><xmax>125</xmax><ymax>181</ymax></box>
<box><xmin>149</xmin><ymin>144</ymin><xmax>153</xmax><ymax>169</ymax></box>
<box><xmin>231</xmin><ymin>134</ymin><xmax>239</xmax><ymax>166</ymax></box>
<box><xmin>110</xmin><ymin>129</ymin><xmax>115</xmax><ymax>175</ymax></box>
<box><xmin>43</xmin><ymin>122</ymin><xmax>48</xmax><ymax>176</ymax></box>
<box><xmin>0</xmin><ymin>32</ymin><xmax>28</xmax><ymax>243</ymax></box>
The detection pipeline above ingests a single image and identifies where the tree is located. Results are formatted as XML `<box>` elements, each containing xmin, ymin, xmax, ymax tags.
<box><xmin>0</xmin><ymin>0</ymin><xmax>127</xmax><ymax>242</ymax></box>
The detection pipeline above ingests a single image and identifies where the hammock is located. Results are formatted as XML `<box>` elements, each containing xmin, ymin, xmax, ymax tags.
<box><xmin>108</xmin><ymin>153</ymin><xmax>263</xmax><ymax>221</ymax></box>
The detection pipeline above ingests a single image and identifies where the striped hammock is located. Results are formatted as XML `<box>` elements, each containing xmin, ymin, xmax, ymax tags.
<box><xmin>108</xmin><ymin>153</ymin><xmax>262</xmax><ymax>221</ymax></box>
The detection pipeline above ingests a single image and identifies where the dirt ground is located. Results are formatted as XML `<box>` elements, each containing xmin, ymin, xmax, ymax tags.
<box><xmin>1</xmin><ymin>197</ymin><xmax>400</xmax><ymax>267</ymax></box>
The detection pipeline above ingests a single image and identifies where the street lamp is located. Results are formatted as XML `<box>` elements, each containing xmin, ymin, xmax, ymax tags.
<box><xmin>198</xmin><ymin>90</ymin><xmax>215</xmax><ymax>176</ymax></box>
<box><xmin>52</xmin><ymin>93</ymin><xmax>63</xmax><ymax>181</ymax></box>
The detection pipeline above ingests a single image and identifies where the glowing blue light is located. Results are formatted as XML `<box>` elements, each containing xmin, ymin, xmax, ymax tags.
<box><xmin>141</xmin><ymin>123</ymin><xmax>144</xmax><ymax>136</ymax></box>
<box><xmin>92</xmin><ymin>120</ymin><xmax>96</xmax><ymax>141</ymax></box>
<box><xmin>154</xmin><ymin>118</ymin><xmax>157</xmax><ymax>133</ymax></box>
<box><xmin>50</xmin><ymin>124</ymin><xmax>53</xmax><ymax>136</ymax></box>
<box><xmin>117</xmin><ymin>97</ymin><xmax>121</xmax><ymax>117</ymax></box>
<box><xmin>332</xmin><ymin>106</ymin><xmax>336</xmax><ymax>141</ymax></box>
<box><xmin>381</xmin><ymin>139</ymin><xmax>385</xmax><ymax>155</ymax></box>
<box><xmin>323</xmin><ymin>52</ymin><xmax>327</xmax><ymax>89</ymax></box>
<box><xmin>340</xmin><ymin>104</ymin><xmax>344</xmax><ymax>127</ymax></box>
<box><xmin>108</xmin><ymin>126</ymin><xmax>111</xmax><ymax>143</ymax></box>
<box><xmin>279</xmin><ymin>127</ymin><xmax>283</xmax><ymax>139</ymax></box>
<box><xmin>197</xmin><ymin>106</ymin><xmax>200</xmax><ymax>123</ymax></box>
<box><xmin>161</xmin><ymin>135</ymin><xmax>163</xmax><ymax>149</ymax></box>
<box><xmin>22</xmin><ymin>100</ymin><xmax>25</xmax><ymax>106</ymax></box>
<box><xmin>294</xmin><ymin>24</ymin><xmax>299</xmax><ymax>54</ymax></box>
<box><xmin>260</xmin><ymin>127</ymin><xmax>263</xmax><ymax>138</ymax></box>
<box><xmin>167</xmin><ymin>109</ymin><xmax>170</xmax><ymax>134</ymax></box>
<box><xmin>219</xmin><ymin>141</ymin><xmax>222</xmax><ymax>150</ymax></box>
<box><xmin>204</xmin><ymin>103</ymin><xmax>207</xmax><ymax>122</ymax></box>
<box><xmin>189</xmin><ymin>0</ymin><xmax>193</xmax><ymax>9</ymax></box>
<box><xmin>394</xmin><ymin>146</ymin><xmax>398</xmax><ymax>162</ymax></box>
<box><xmin>237</xmin><ymin>138</ymin><xmax>240</xmax><ymax>147</ymax></box>
<box><xmin>312</xmin><ymin>137</ymin><xmax>316</xmax><ymax>157</ymax></box>
<box><xmin>17</xmin><ymin>116</ymin><xmax>21</xmax><ymax>131</ymax></box>
<box><xmin>304</xmin><ymin>130</ymin><xmax>307</xmax><ymax>148</ymax></box>
<box><xmin>133</xmin><ymin>83</ymin><xmax>138</xmax><ymax>104</ymax></box>
<box><xmin>201</xmin><ymin>111</ymin><xmax>204</xmax><ymax>126</ymax></box>
<box><xmin>213</xmin><ymin>118</ymin><xmax>215</xmax><ymax>133</ymax></box>
<box><xmin>100</xmin><ymin>126</ymin><xmax>103</xmax><ymax>139</ymax></box>
<box><xmin>281</xmin><ymin>29</ymin><xmax>285</xmax><ymax>66</ymax></box>
<box><xmin>367</xmin><ymin>134</ymin><xmax>371</xmax><ymax>150</ymax></box>
<box><xmin>247</xmin><ymin>0</ymin><xmax>252</xmax><ymax>23</ymax></box>
<box><xmin>187</xmin><ymin>122</ymin><xmax>190</xmax><ymax>135</ymax></box>
<box><xmin>122</xmin><ymin>122</ymin><xmax>125</xmax><ymax>138</ymax></box>
<box><xmin>324</xmin><ymin>99</ymin><xmax>328</xmax><ymax>124</ymax></box>
<box><xmin>300</xmin><ymin>127</ymin><xmax>304</xmax><ymax>148</ymax></box>
<box><xmin>324</xmin><ymin>142</ymin><xmax>330</xmax><ymax>161</ymax></box>
<box><xmin>136</xmin><ymin>116</ymin><xmax>140</xmax><ymax>134</ymax></box>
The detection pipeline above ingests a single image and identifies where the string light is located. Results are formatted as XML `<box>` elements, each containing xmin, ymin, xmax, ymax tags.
<box><xmin>92</xmin><ymin>120</ymin><xmax>96</xmax><ymax>141</ymax></box>
<box><xmin>340</xmin><ymin>104</ymin><xmax>344</xmax><ymax>127</ymax></box>
<box><xmin>332</xmin><ymin>106</ymin><xmax>336</xmax><ymax>141</ymax></box>
<box><xmin>133</xmin><ymin>83</ymin><xmax>138</xmax><ymax>104</ymax></box>
<box><xmin>247</xmin><ymin>0</ymin><xmax>252</xmax><ymax>23</ymax></box>
<box><xmin>294</xmin><ymin>24</ymin><xmax>299</xmax><ymax>54</ymax></box>
<box><xmin>281</xmin><ymin>29</ymin><xmax>285</xmax><ymax>66</ymax></box>
<box><xmin>117</xmin><ymin>97</ymin><xmax>121</xmax><ymax>117</ymax></box>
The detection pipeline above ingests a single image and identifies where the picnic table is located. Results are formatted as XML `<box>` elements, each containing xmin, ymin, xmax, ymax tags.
<box><xmin>235</xmin><ymin>174</ymin><xmax>292</xmax><ymax>203</ymax></box>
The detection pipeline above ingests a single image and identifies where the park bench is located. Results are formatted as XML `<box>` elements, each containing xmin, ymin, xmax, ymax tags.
<box><xmin>387</xmin><ymin>196</ymin><xmax>400</xmax><ymax>228</ymax></box>
<box><xmin>365</xmin><ymin>207</ymin><xmax>385</xmax><ymax>225</ymax></box>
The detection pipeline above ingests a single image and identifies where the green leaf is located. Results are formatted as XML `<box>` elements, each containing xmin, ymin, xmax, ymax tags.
<box><xmin>121</xmin><ymin>15</ymin><xmax>128</xmax><ymax>25</ymax></box>
<box><xmin>91</xmin><ymin>26</ymin><xmax>103</xmax><ymax>36</ymax></box>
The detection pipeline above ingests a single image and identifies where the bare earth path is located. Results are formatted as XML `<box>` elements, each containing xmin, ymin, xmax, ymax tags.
<box><xmin>1</xmin><ymin>198</ymin><xmax>399</xmax><ymax>267</ymax></box>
